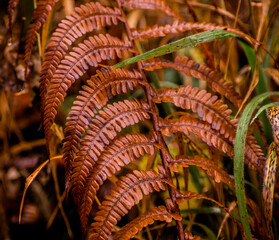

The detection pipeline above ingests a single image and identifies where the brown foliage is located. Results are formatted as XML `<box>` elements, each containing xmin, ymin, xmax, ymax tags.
<box><xmin>13</xmin><ymin>0</ymin><xmax>275</xmax><ymax>239</ymax></box>
<box><xmin>88</xmin><ymin>166</ymin><xmax>172</xmax><ymax>240</ymax></box>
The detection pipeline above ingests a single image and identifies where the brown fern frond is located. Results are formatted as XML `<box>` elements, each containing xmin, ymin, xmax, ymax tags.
<box><xmin>88</xmin><ymin>166</ymin><xmax>173</xmax><ymax>240</ymax></box>
<box><xmin>159</xmin><ymin>114</ymin><xmax>263</xmax><ymax>171</ymax></box>
<box><xmin>71</xmin><ymin>99</ymin><xmax>151</xmax><ymax>204</ymax></box>
<box><xmin>169</xmin><ymin>155</ymin><xmax>234</xmax><ymax>188</ymax></box>
<box><xmin>63</xmin><ymin>67</ymin><xmax>146</xmax><ymax>194</ymax></box>
<box><xmin>143</xmin><ymin>57</ymin><xmax>242</xmax><ymax>108</ymax></box>
<box><xmin>43</xmin><ymin>34</ymin><xmax>133</xmax><ymax>151</ymax></box>
<box><xmin>154</xmin><ymin>87</ymin><xmax>264</xmax><ymax>170</ymax></box>
<box><xmin>184</xmin><ymin>231</ymin><xmax>205</xmax><ymax>240</ymax></box>
<box><xmin>78</xmin><ymin>132</ymin><xmax>159</xmax><ymax>233</ymax></box>
<box><xmin>159</xmin><ymin>114</ymin><xmax>234</xmax><ymax>158</ymax></box>
<box><xmin>24</xmin><ymin>0</ymin><xmax>59</xmax><ymax>78</ymax></box>
<box><xmin>121</xmin><ymin>0</ymin><xmax>184</xmax><ymax>21</ymax></box>
<box><xmin>175</xmin><ymin>190</ymin><xmax>244</xmax><ymax>236</ymax></box>
<box><xmin>40</xmin><ymin>2</ymin><xmax>124</xmax><ymax>109</ymax></box>
<box><xmin>175</xmin><ymin>190</ymin><xmax>231</xmax><ymax>216</ymax></box>
<box><xmin>131</xmin><ymin>20</ymin><xmax>264</xmax><ymax>48</ymax></box>
<box><xmin>114</xmin><ymin>205</ymin><xmax>182</xmax><ymax>240</ymax></box>
<box><xmin>8</xmin><ymin>0</ymin><xmax>19</xmax><ymax>38</ymax></box>
<box><xmin>153</xmin><ymin>85</ymin><xmax>235</xmax><ymax>141</ymax></box>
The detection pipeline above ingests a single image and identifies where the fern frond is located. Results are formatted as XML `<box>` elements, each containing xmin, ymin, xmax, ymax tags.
<box><xmin>169</xmin><ymin>155</ymin><xmax>234</xmax><ymax>188</ymax></box>
<box><xmin>8</xmin><ymin>0</ymin><xmax>18</xmax><ymax>37</ymax></box>
<box><xmin>159</xmin><ymin>114</ymin><xmax>234</xmax><ymax>158</ymax></box>
<box><xmin>114</xmin><ymin>205</ymin><xmax>182</xmax><ymax>240</ymax></box>
<box><xmin>63</xmin><ymin>67</ymin><xmax>145</xmax><ymax>194</ymax></box>
<box><xmin>24</xmin><ymin>0</ymin><xmax>59</xmax><ymax>77</ymax></box>
<box><xmin>154</xmin><ymin>87</ymin><xmax>264</xmax><ymax>170</ymax></box>
<box><xmin>184</xmin><ymin>231</ymin><xmax>205</xmax><ymax>240</ymax></box>
<box><xmin>121</xmin><ymin>0</ymin><xmax>183</xmax><ymax>21</ymax></box>
<box><xmin>131</xmin><ymin>20</ymin><xmax>263</xmax><ymax>48</ymax></box>
<box><xmin>175</xmin><ymin>190</ymin><xmax>229</xmax><ymax>213</ymax></box>
<box><xmin>144</xmin><ymin>57</ymin><xmax>242</xmax><ymax>108</ymax></box>
<box><xmin>88</xmin><ymin>166</ymin><xmax>172</xmax><ymax>240</ymax></box>
<box><xmin>153</xmin><ymin>85</ymin><xmax>235</xmax><ymax>141</ymax></box>
<box><xmin>71</xmin><ymin>99</ymin><xmax>151</xmax><ymax>204</ymax></box>
<box><xmin>40</xmin><ymin>2</ymin><xmax>124</xmax><ymax>108</ymax></box>
<box><xmin>159</xmin><ymin>114</ymin><xmax>262</xmax><ymax>171</ymax></box>
<box><xmin>78</xmin><ymin>132</ymin><xmax>158</xmax><ymax>233</ymax></box>
<box><xmin>175</xmin><ymin>190</ymin><xmax>243</xmax><ymax>234</ymax></box>
<box><xmin>43</xmin><ymin>34</ymin><xmax>133</xmax><ymax>150</ymax></box>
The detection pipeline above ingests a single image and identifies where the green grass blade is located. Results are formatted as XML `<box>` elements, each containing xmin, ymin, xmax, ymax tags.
<box><xmin>250</xmin><ymin>102</ymin><xmax>279</xmax><ymax>125</ymax></box>
<box><xmin>113</xmin><ymin>30</ymin><xmax>237</xmax><ymax>69</ymax></box>
<box><xmin>234</xmin><ymin>91</ymin><xmax>279</xmax><ymax>240</ymax></box>
<box><xmin>239</xmin><ymin>40</ymin><xmax>273</xmax><ymax>144</ymax></box>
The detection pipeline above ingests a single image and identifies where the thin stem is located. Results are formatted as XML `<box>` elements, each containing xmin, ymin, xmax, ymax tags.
<box><xmin>224</xmin><ymin>0</ymin><xmax>241</xmax><ymax>81</ymax></box>
<box><xmin>115</xmin><ymin>0</ymin><xmax>184</xmax><ymax>239</ymax></box>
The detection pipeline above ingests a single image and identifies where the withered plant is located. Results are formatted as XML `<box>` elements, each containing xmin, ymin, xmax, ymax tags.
<box><xmin>7</xmin><ymin>0</ymin><xmax>279</xmax><ymax>239</ymax></box>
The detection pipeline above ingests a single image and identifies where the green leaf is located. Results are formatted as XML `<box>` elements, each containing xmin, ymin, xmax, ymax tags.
<box><xmin>250</xmin><ymin>102</ymin><xmax>279</xmax><ymax>125</ymax></box>
<box><xmin>239</xmin><ymin>40</ymin><xmax>273</xmax><ymax>144</ymax></box>
<box><xmin>234</xmin><ymin>91</ymin><xmax>279</xmax><ymax>240</ymax></box>
<box><xmin>113</xmin><ymin>30</ymin><xmax>237</xmax><ymax>69</ymax></box>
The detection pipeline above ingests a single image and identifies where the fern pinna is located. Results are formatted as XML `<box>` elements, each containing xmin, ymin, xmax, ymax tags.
<box><xmin>18</xmin><ymin>0</ymin><xmax>275</xmax><ymax>239</ymax></box>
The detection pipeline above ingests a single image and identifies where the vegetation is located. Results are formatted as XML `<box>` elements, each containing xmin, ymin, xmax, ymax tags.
<box><xmin>1</xmin><ymin>0</ymin><xmax>279</xmax><ymax>239</ymax></box>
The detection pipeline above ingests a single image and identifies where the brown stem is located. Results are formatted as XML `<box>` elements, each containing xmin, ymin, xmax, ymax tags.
<box><xmin>116</xmin><ymin>0</ymin><xmax>184</xmax><ymax>239</ymax></box>
<box><xmin>142</xmin><ymin>72</ymin><xmax>184</xmax><ymax>240</ymax></box>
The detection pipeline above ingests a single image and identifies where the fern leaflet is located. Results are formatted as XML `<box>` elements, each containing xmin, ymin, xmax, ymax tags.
<box><xmin>78</xmin><ymin>132</ymin><xmax>158</xmax><ymax>232</ymax></box>
<box><xmin>114</xmin><ymin>205</ymin><xmax>182</xmax><ymax>240</ymax></box>
<box><xmin>43</xmin><ymin>34</ymin><xmax>133</xmax><ymax>150</ymax></box>
<box><xmin>71</xmin><ymin>99</ymin><xmax>150</xmax><ymax>204</ymax></box>
<box><xmin>143</xmin><ymin>57</ymin><xmax>243</xmax><ymax>108</ymax></box>
<box><xmin>63</xmin><ymin>67</ymin><xmax>146</xmax><ymax>193</ymax></box>
<box><xmin>121</xmin><ymin>0</ymin><xmax>183</xmax><ymax>20</ymax></box>
<box><xmin>24</xmin><ymin>0</ymin><xmax>59</xmax><ymax>78</ymax></box>
<box><xmin>40</xmin><ymin>2</ymin><xmax>124</xmax><ymax>109</ymax></box>
<box><xmin>88</xmin><ymin>166</ymin><xmax>173</xmax><ymax>240</ymax></box>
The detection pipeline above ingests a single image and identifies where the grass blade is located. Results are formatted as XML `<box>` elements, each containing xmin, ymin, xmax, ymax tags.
<box><xmin>239</xmin><ymin>40</ymin><xmax>273</xmax><ymax>143</ymax></box>
<box><xmin>250</xmin><ymin>102</ymin><xmax>279</xmax><ymax>125</ymax></box>
<box><xmin>113</xmin><ymin>30</ymin><xmax>237</xmax><ymax>69</ymax></box>
<box><xmin>234</xmin><ymin>92</ymin><xmax>279</xmax><ymax>240</ymax></box>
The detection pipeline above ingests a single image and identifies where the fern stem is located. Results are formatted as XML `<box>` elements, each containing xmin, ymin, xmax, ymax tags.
<box><xmin>116</xmin><ymin>1</ymin><xmax>184</xmax><ymax>238</ymax></box>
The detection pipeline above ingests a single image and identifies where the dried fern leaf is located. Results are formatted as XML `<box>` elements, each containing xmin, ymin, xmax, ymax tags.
<box><xmin>154</xmin><ymin>87</ymin><xmax>264</xmax><ymax>170</ymax></box>
<box><xmin>88</xmin><ymin>166</ymin><xmax>172</xmax><ymax>240</ymax></box>
<box><xmin>143</xmin><ymin>57</ymin><xmax>242</xmax><ymax>108</ymax></box>
<box><xmin>24</xmin><ymin>0</ymin><xmax>59</xmax><ymax>77</ymax></box>
<box><xmin>177</xmin><ymin>189</ymin><xmax>230</xmax><ymax>208</ymax></box>
<box><xmin>175</xmin><ymin>190</ymin><xmax>243</xmax><ymax>235</ymax></box>
<box><xmin>159</xmin><ymin>114</ymin><xmax>234</xmax><ymax>158</ymax></box>
<box><xmin>40</xmin><ymin>2</ymin><xmax>124</xmax><ymax>108</ymax></box>
<box><xmin>43</xmin><ymin>34</ymin><xmax>133</xmax><ymax>150</ymax></box>
<box><xmin>153</xmin><ymin>85</ymin><xmax>235</xmax><ymax>141</ymax></box>
<box><xmin>159</xmin><ymin>114</ymin><xmax>262</xmax><ymax>171</ymax></box>
<box><xmin>8</xmin><ymin>0</ymin><xmax>18</xmax><ymax>38</ymax></box>
<box><xmin>169</xmin><ymin>155</ymin><xmax>234</xmax><ymax>188</ymax></box>
<box><xmin>184</xmin><ymin>231</ymin><xmax>205</xmax><ymax>240</ymax></box>
<box><xmin>78</xmin><ymin>132</ymin><xmax>158</xmax><ymax>233</ymax></box>
<box><xmin>175</xmin><ymin>189</ymin><xmax>228</xmax><ymax>211</ymax></box>
<box><xmin>131</xmin><ymin>20</ymin><xmax>263</xmax><ymax>48</ymax></box>
<box><xmin>114</xmin><ymin>205</ymin><xmax>182</xmax><ymax>240</ymax></box>
<box><xmin>121</xmin><ymin>0</ymin><xmax>183</xmax><ymax>21</ymax></box>
<box><xmin>63</xmin><ymin>67</ymin><xmax>145</xmax><ymax>194</ymax></box>
<box><xmin>71</xmin><ymin>99</ymin><xmax>151</xmax><ymax>204</ymax></box>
